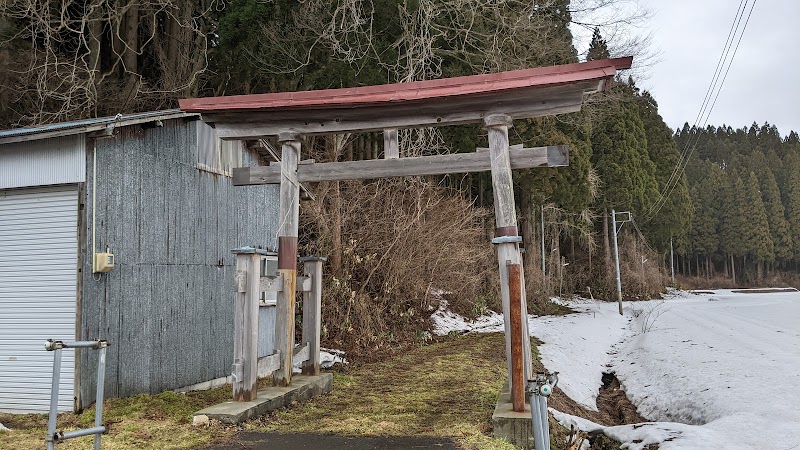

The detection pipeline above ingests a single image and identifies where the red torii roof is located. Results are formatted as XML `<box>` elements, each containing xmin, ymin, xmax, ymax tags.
<box><xmin>180</xmin><ymin>57</ymin><xmax>631</xmax><ymax>138</ymax></box>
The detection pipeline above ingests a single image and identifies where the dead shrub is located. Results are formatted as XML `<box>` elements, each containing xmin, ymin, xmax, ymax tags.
<box><xmin>300</xmin><ymin>176</ymin><xmax>498</xmax><ymax>356</ymax></box>
<box><xmin>616</xmin><ymin>235</ymin><xmax>666</xmax><ymax>300</ymax></box>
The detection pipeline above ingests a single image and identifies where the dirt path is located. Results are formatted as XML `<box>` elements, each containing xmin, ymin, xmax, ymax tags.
<box><xmin>198</xmin><ymin>333</ymin><xmax>645</xmax><ymax>450</ymax></box>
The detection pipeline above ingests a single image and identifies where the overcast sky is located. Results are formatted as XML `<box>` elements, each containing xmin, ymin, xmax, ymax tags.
<box><xmin>575</xmin><ymin>0</ymin><xmax>800</xmax><ymax>137</ymax></box>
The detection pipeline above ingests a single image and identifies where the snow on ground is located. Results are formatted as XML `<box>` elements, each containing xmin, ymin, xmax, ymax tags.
<box><xmin>432</xmin><ymin>289</ymin><xmax>800</xmax><ymax>449</ymax></box>
<box><xmin>610</xmin><ymin>289</ymin><xmax>800</xmax><ymax>449</ymax></box>
<box><xmin>0</xmin><ymin>422</ymin><xmax>8</xmax><ymax>431</ymax></box>
<box><xmin>292</xmin><ymin>348</ymin><xmax>348</xmax><ymax>374</ymax></box>
<box><xmin>432</xmin><ymin>298</ymin><xmax>630</xmax><ymax>410</ymax></box>
<box><xmin>531</xmin><ymin>300</ymin><xmax>631</xmax><ymax>411</ymax></box>
<box><xmin>320</xmin><ymin>348</ymin><xmax>348</xmax><ymax>369</ymax></box>
<box><xmin>431</xmin><ymin>300</ymin><xmax>505</xmax><ymax>334</ymax></box>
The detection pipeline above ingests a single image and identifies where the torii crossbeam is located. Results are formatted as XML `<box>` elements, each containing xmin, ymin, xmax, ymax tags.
<box><xmin>180</xmin><ymin>56</ymin><xmax>632</xmax><ymax>412</ymax></box>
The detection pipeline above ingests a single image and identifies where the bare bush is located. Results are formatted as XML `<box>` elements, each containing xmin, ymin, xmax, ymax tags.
<box><xmin>631</xmin><ymin>300</ymin><xmax>669</xmax><ymax>333</ymax></box>
<box><xmin>618</xmin><ymin>233</ymin><xmax>666</xmax><ymax>299</ymax></box>
<box><xmin>300</xmin><ymin>171</ymin><xmax>498</xmax><ymax>355</ymax></box>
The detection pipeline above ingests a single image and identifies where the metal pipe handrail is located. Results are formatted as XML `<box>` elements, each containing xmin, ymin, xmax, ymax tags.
<box><xmin>45</xmin><ymin>339</ymin><xmax>110</xmax><ymax>450</ymax></box>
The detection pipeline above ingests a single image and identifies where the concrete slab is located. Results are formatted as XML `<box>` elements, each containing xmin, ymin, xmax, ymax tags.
<box><xmin>491</xmin><ymin>382</ymin><xmax>534</xmax><ymax>449</ymax></box>
<box><xmin>194</xmin><ymin>373</ymin><xmax>333</xmax><ymax>424</ymax></box>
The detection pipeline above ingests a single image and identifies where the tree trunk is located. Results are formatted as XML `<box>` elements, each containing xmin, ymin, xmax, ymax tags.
<box><xmin>603</xmin><ymin>207</ymin><xmax>612</xmax><ymax>280</ymax></box>
<box><xmin>519</xmin><ymin>195</ymin><xmax>536</xmax><ymax>274</ymax></box>
<box><xmin>724</xmin><ymin>254</ymin><xmax>729</xmax><ymax>278</ymax></box>
<box><xmin>330</xmin><ymin>182</ymin><xmax>343</xmax><ymax>277</ymax></box>
<box><xmin>730</xmin><ymin>254</ymin><xmax>736</xmax><ymax>285</ymax></box>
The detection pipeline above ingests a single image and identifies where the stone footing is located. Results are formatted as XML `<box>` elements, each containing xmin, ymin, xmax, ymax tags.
<box><xmin>194</xmin><ymin>373</ymin><xmax>333</xmax><ymax>424</ymax></box>
<box><xmin>492</xmin><ymin>381</ymin><xmax>535</xmax><ymax>449</ymax></box>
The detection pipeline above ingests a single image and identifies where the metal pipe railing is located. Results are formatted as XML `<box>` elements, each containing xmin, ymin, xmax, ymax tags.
<box><xmin>527</xmin><ymin>372</ymin><xmax>559</xmax><ymax>450</ymax></box>
<box><xmin>45</xmin><ymin>339</ymin><xmax>110</xmax><ymax>450</ymax></box>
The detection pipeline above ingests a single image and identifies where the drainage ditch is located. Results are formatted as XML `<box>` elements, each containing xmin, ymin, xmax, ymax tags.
<box><xmin>596</xmin><ymin>372</ymin><xmax>648</xmax><ymax>425</ymax></box>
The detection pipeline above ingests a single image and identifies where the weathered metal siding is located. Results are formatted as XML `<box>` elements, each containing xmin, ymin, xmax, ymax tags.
<box><xmin>0</xmin><ymin>135</ymin><xmax>85</xmax><ymax>189</ymax></box>
<box><xmin>79</xmin><ymin>119</ymin><xmax>278</xmax><ymax>406</ymax></box>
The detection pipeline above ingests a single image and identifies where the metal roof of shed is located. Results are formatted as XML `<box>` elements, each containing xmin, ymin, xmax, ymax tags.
<box><xmin>0</xmin><ymin>110</ymin><xmax>196</xmax><ymax>145</ymax></box>
<box><xmin>179</xmin><ymin>57</ymin><xmax>632</xmax><ymax>138</ymax></box>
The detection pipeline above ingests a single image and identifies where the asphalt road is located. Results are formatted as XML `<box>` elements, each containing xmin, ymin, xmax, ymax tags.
<box><xmin>200</xmin><ymin>432</ymin><xmax>459</xmax><ymax>450</ymax></box>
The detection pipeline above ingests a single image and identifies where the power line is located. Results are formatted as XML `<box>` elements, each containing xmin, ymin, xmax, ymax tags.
<box><xmin>643</xmin><ymin>0</ymin><xmax>757</xmax><ymax>222</ymax></box>
<box><xmin>644</xmin><ymin>0</ymin><xmax>750</xmax><ymax>221</ymax></box>
<box><xmin>646</xmin><ymin>0</ymin><xmax>747</xmax><ymax>210</ymax></box>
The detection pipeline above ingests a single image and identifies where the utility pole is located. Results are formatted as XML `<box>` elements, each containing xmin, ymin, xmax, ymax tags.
<box><xmin>541</xmin><ymin>204</ymin><xmax>546</xmax><ymax>286</ymax></box>
<box><xmin>611</xmin><ymin>209</ymin><xmax>631</xmax><ymax>316</ymax></box>
<box><xmin>670</xmin><ymin>237</ymin><xmax>675</xmax><ymax>286</ymax></box>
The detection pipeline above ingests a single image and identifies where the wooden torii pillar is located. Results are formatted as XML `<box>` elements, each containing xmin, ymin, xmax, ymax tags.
<box><xmin>274</xmin><ymin>132</ymin><xmax>301</xmax><ymax>386</ymax></box>
<box><xmin>485</xmin><ymin>114</ymin><xmax>533</xmax><ymax>411</ymax></box>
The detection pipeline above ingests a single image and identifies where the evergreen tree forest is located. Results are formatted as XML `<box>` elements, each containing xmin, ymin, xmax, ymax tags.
<box><xmin>1</xmin><ymin>1</ymin><xmax>796</xmax><ymax>350</ymax></box>
<box><xmin>677</xmin><ymin>123</ymin><xmax>800</xmax><ymax>283</ymax></box>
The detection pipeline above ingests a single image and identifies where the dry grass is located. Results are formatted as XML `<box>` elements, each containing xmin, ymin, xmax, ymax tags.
<box><xmin>242</xmin><ymin>334</ymin><xmax>515</xmax><ymax>450</ymax></box>
<box><xmin>1</xmin><ymin>334</ymin><xmax>630</xmax><ymax>450</ymax></box>
<box><xmin>0</xmin><ymin>389</ymin><xmax>233</xmax><ymax>450</ymax></box>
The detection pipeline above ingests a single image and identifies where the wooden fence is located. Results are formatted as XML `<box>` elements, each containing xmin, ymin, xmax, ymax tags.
<box><xmin>231</xmin><ymin>248</ymin><xmax>324</xmax><ymax>401</ymax></box>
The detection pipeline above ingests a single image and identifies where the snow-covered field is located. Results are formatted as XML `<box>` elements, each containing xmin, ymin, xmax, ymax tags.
<box><xmin>432</xmin><ymin>289</ymin><xmax>800</xmax><ymax>449</ymax></box>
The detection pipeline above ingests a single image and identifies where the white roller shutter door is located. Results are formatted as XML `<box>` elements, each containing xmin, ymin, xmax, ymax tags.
<box><xmin>0</xmin><ymin>186</ymin><xmax>78</xmax><ymax>413</ymax></box>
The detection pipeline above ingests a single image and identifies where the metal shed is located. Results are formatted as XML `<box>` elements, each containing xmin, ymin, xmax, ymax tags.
<box><xmin>0</xmin><ymin>111</ymin><xmax>279</xmax><ymax>413</ymax></box>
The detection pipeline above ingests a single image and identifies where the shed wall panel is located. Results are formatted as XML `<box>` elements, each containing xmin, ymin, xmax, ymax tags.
<box><xmin>80</xmin><ymin>119</ymin><xmax>279</xmax><ymax>406</ymax></box>
<box><xmin>0</xmin><ymin>135</ymin><xmax>85</xmax><ymax>189</ymax></box>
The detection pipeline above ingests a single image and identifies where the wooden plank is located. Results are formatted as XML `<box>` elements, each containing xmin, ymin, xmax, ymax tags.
<box><xmin>301</xmin><ymin>259</ymin><xmax>323</xmax><ymax>375</ymax></box>
<box><xmin>508</xmin><ymin>263</ymin><xmax>525</xmax><ymax>412</ymax></box>
<box><xmin>233</xmin><ymin>145</ymin><xmax>569</xmax><ymax>185</ymax></box>
<box><xmin>259</xmin><ymin>275</ymin><xmax>282</xmax><ymax>293</ymax></box>
<box><xmin>257</xmin><ymin>353</ymin><xmax>281</xmax><ymax>377</ymax></box>
<box><xmin>383</xmin><ymin>128</ymin><xmax>399</xmax><ymax>159</ymax></box>
<box><xmin>259</xmin><ymin>274</ymin><xmax>311</xmax><ymax>292</ymax></box>
<box><xmin>232</xmin><ymin>253</ymin><xmax>260</xmax><ymax>401</ymax></box>
<box><xmin>292</xmin><ymin>343</ymin><xmax>310</xmax><ymax>366</ymax></box>
<box><xmin>205</xmin><ymin>82</ymin><xmax>602</xmax><ymax>138</ymax></box>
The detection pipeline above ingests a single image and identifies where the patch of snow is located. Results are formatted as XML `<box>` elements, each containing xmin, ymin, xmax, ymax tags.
<box><xmin>320</xmin><ymin>348</ymin><xmax>348</xmax><ymax>369</ymax></box>
<box><xmin>292</xmin><ymin>348</ymin><xmax>348</xmax><ymax>373</ymax></box>
<box><xmin>551</xmin><ymin>409</ymin><xmax>701</xmax><ymax>450</ymax></box>
<box><xmin>430</xmin><ymin>300</ymin><xmax>504</xmax><ymax>335</ymax></box>
<box><xmin>0</xmin><ymin>423</ymin><xmax>8</xmax><ymax>431</ymax></box>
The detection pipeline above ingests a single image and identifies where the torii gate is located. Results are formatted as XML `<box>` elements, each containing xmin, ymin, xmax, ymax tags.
<box><xmin>180</xmin><ymin>57</ymin><xmax>632</xmax><ymax>413</ymax></box>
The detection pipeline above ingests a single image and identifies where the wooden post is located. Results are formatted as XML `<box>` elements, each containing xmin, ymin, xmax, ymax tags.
<box><xmin>274</xmin><ymin>132</ymin><xmax>301</xmax><ymax>387</ymax></box>
<box><xmin>232</xmin><ymin>250</ymin><xmax>261</xmax><ymax>401</ymax></box>
<box><xmin>508</xmin><ymin>262</ymin><xmax>525</xmax><ymax>412</ymax></box>
<box><xmin>484</xmin><ymin>114</ymin><xmax>532</xmax><ymax>402</ymax></box>
<box><xmin>383</xmin><ymin>128</ymin><xmax>399</xmax><ymax>159</ymax></box>
<box><xmin>300</xmin><ymin>256</ymin><xmax>325</xmax><ymax>375</ymax></box>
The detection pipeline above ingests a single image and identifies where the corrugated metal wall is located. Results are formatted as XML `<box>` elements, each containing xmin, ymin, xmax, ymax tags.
<box><xmin>79</xmin><ymin>119</ymin><xmax>279</xmax><ymax>406</ymax></box>
<box><xmin>0</xmin><ymin>135</ymin><xmax>85</xmax><ymax>189</ymax></box>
